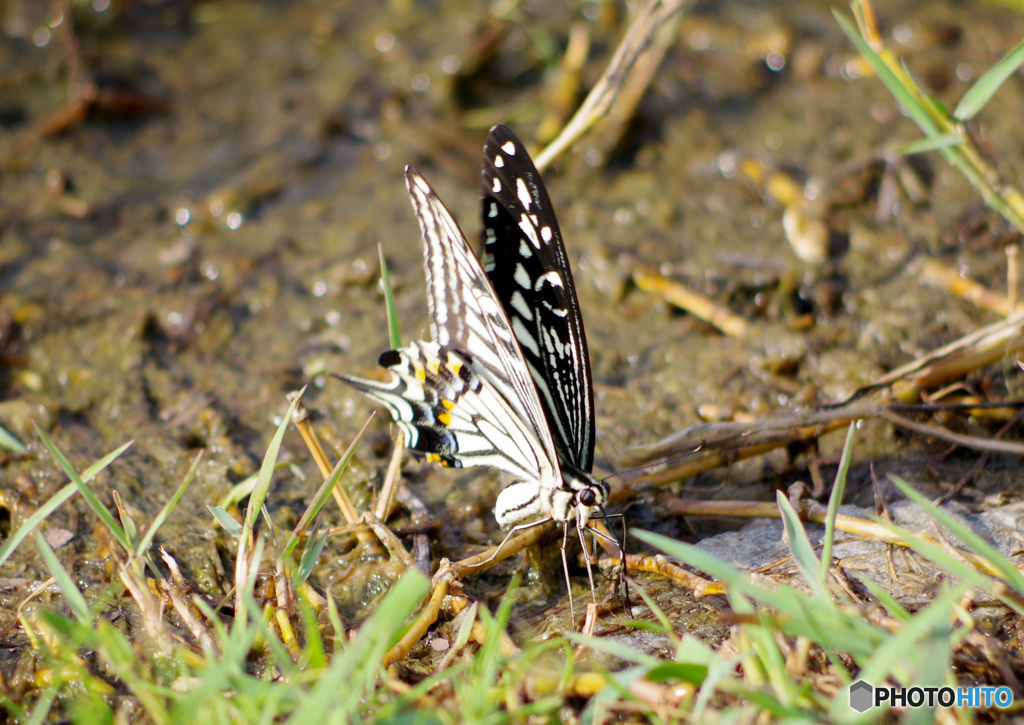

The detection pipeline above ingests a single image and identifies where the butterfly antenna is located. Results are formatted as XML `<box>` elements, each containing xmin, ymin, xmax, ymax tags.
<box><xmin>599</xmin><ymin>438</ymin><xmax>706</xmax><ymax>485</ymax></box>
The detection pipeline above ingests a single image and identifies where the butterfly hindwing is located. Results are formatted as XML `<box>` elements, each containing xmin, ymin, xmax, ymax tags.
<box><xmin>480</xmin><ymin>125</ymin><xmax>595</xmax><ymax>473</ymax></box>
<box><xmin>340</xmin><ymin>168</ymin><xmax>561</xmax><ymax>495</ymax></box>
<box><xmin>342</xmin><ymin>341</ymin><xmax>554</xmax><ymax>485</ymax></box>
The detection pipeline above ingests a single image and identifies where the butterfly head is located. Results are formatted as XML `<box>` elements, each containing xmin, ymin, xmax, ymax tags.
<box><xmin>563</xmin><ymin>471</ymin><xmax>610</xmax><ymax>527</ymax></box>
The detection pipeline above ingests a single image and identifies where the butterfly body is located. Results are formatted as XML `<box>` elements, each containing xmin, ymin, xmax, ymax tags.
<box><xmin>341</xmin><ymin>124</ymin><xmax>609</xmax><ymax>562</ymax></box>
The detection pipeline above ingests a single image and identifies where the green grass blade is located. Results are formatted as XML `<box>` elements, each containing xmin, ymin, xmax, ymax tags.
<box><xmin>286</xmin><ymin>570</ymin><xmax>429</xmax><ymax>722</ymax></box>
<box><xmin>219</xmin><ymin>471</ymin><xmax>259</xmax><ymax>508</ymax></box>
<box><xmin>243</xmin><ymin>592</ymin><xmax>300</xmax><ymax>677</ymax></box>
<box><xmin>136</xmin><ymin>450</ymin><xmax>202</xmax><ymax>559</ymax></box>
<box><xmin>837</xmin><ymin>5</ymin><xmax>1024</xmax><ymax>233</ymax></box>
<box><xmin>475</xmin><ymin>579</ymin><xmax>516</xmax><ymax>681</ymax></box>
<box><xmin>379</xmin><ymin>244</ymin><xmax>402</xmax><ymax>350</ymax></box>
<box><xmin>293</xmin><ymin>522</ymin><xmax>328</xmax><ymax>588</ymax></box>
<box><xmin>820</xmin><ymin>423</ymin><xmax>855</xmax><ymax>584</ymax></box>
<box><xmin>565</xmin><ymin>630</ymin><xmax>662</xmax><ymax>668</ymax></box>
<box><xmin>0</xmin><ymin>483</ymin><xmax>76</xmax><ymax>568</ymax></box>
<box><xmin>245</xmin><ymin>389</ymin><xmax>305</xmax><ymax>534</ymax></box>
<box><xmin>739</xmin><ymin>605</ymin><xmax>793</xmax><ymax>706</ymax></box>
<box><xmin>888</xmin><ymin>475</ymin><xmax>1024</xmax><ymax>594</ymax></box>
<box><xmin>296</xmin><ymin>593</ymin><xmax>326</xmax><ymax>670</ymax></box>
<box><xmin>209</xmin><ymin>505</ymin><xmax>244</xmax><ymax>537</ymax></box>
<box><xmin>35</xmin><ymin>530</ymin><xmax>91</xmax><ymax>624</ymax></box>
<box><xmin>282</xmin><ymin>413</ymin><xmax>374</xmax><ymax>560</ymax></box>
<box><xmin>0</xmin><ymin>439</ymin><xmax>134</xmax><ymax>568</ymax></box>
<box><xmin>115</xmin><ymin>493</ymin><xmax>140</xmax><ymax>550</ymax></box>
<box><xmin>80</xmin><ymin>440</ymin><xmax>134</xmax><ymax>481</ymax></box>
<box><xmin>853</xmin><ymin>574</ymin><xmax>910</xmax><ymax>622</ymax></box>
<box><xmin>325</xmin><ymin>593</ymin><xmax>344</xmax><ymax>654</ymax></box>
<box><xmin>452</xmin><ymin>601</ymin><xmax>478</xmax><ymax>653</ymax></box>
<box><xmin>834</xmin><ymin>11</ymin><xmax>942</xmax><ymax>137</ymax></box>
<box><xmin>905</xmin><ymin>615</ymin><xmax>954</xmax><ymax>725</ymax></box>
<box><xmin>0</xmin><ymin>423</ymin><xmax>28</xmax><ymax>454</ymax></box>
<box><xmin>23</xmin><ymin>688</ymin><xmax>57</xmax><ymax>725</ymax></box>
<box><xmin>872</xmin><ymin>516</ymin><xmax>1024</xmax><ymax>615</ymax></box>
<box><xmin>854</xmin><ymin>584</ymin><xmax>964</xmax><ymax>689</ymax></box>
<box><xmin>33</xmin><ymin>423</ymin><xmax>131</xmax><ymax>551</ymax></box>
<box><xmin>775</xmin><ymin>492</ymin><xmax>830</xmax><ymax>603</ymax></box>
<box><xmin>633</xmin><ymin>530</ymin><xmax>884</xmax><ymax>657</ymax></box>
<box><xmin>898</xmin><ymin>133</ymin><xmax>962</xmax><ymax>155</ymax></box>
<box><xmin>93</xmin><ymin>620</ymin><xmax>172</xmax><ymax>723</ymax></box>
<box><xmin>955</xmin><ymin>37</ymin><xmax>1024</xmax><ymax>121</ymax></box>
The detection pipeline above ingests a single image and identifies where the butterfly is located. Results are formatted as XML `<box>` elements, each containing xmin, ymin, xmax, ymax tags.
<box><xmin>340</xmin><ymin>125</ymin><xmax>618</xmax><ymax>616</ymax></box>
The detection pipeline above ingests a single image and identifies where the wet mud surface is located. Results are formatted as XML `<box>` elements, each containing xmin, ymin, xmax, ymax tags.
<box><xmin>1</xmin><ymin>0</ymin><xmax>1023</xmax><ymax>650</ymax></box>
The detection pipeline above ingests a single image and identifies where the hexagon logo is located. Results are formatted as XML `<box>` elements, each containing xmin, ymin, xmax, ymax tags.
<box><xmin>849</xmin><ymin>680</ymin><xmax>874</xmax><ymax>712</ymax></box>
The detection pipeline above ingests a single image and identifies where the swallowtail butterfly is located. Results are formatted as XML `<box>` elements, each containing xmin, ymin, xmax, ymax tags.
<box><xmin>341</xmin><ymin>125</ymin><xmax>614</xmax><ymax>611</ymax></box>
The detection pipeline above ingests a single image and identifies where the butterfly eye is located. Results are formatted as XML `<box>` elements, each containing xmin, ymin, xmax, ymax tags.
<box><xmin>579</xmin><ymin>488</ymin><xmax>597</xmax><ymax>507</ymax></box>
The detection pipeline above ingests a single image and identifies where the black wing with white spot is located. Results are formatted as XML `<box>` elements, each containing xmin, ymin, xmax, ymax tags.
<box><xmin>480</xmin><ymin>125</ymin><xmax>595</xmax><ymax>472</ymax></box>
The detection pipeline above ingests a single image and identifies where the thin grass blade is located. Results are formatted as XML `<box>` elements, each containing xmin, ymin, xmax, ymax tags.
<box><xmin>872</xmin><ymin>516</ymin><xmax>1024</xmax><ymax>615</ymax></box>
<box><xmin>282</xmin><ymin>412</ymin><xmax>374</xmax><ymax>560</ymax></box>
<box><xmin>820</xmin><ymin>422</ymin><xmax>855</xmax><ymax>584</ymax></box>
<box><xmin>565</xmin><ymin>630</ymin><xmax>662</xmax><ymax>668</ymax></box>
<box><xmin>296</xmin><ymin>593</ymin><xmax>326</xmax><ymax>670</ymax></box>
<box><xmin>830</xmin><ymin>584</ymin><xmax>965</xmax><ymax>720</ymax></box>
<box><xmin>113</xmin><ymin>491</ymin><xmax>140</xmax><ymax>550</ymax></box>
<box><xmin>81</xmin><ymin>440</ymin><xmax>134</xmax><ymax>480</ymax></box>
<box><xmin>35</xmin><ymin>530</ymin><xmax>91</xmax><ymax>624</ymax></box>
<box><xmin>834</xmin><ymin>11</ymin><xmax>942</xmax><ymax>137</ymax></box>
<box><xmin>244</xmin><ymin>390</ymin><xmax>305</xmax><ymax>534</ymax></box>
<box><xmin>208</xmin><ymin>505</ymin><xmax>244</xmax><ymax>537</ymax></box>
<box><xmin>634</xmin><ymin>530</ymin><xmax>883</xmax><ymax>655</ymax></box>
<box><xmin>379</xmin><ymin>244</ymin><xmax>402</xmax><ymax>350</ymax></box>
<box><xmin>775</xmin><ymin>492</ymin><xmax>830</xmax><ymax>603</ymax></box>
<box><xmin>889</xmin><ymin>475</ymin><xmax>1024</xmax><ymax>594</ymax></box>
<box><xmin>286</xmin><ymin>570</ymin><xmax>429</xmax><ymax>722</ymax></box>
<box><xmin>0</xmin><ymin>440</ymin><xmax>133</xmax><ymax>568</ymax></box>
<box><xmin>293</xmin><ymin>521</ymin><xmax>328</xmax><ymax>588</ymax></box>
<box><xmin>242</xmin><ymin>591</ymin><xmax>300</xmax><ymax>676</ymax></box>
<box><xmin>0</xmin><ymin>423</ymin><xmax>28</xmax><ymax>454</ymax></box>
<box><xmin>898</xmin><ymin>133</ymin><xmax>962</xmax><ymax>155</ymax></box>
<box><xmin>136</xmin><ymin>450</ymin><xmax>203</xmax><ymax>559</ymax></box>
<box><xmin>853</xmin><ymin>574</ymin><xmax>911</xmax><ymax>622</ymax></box>
<box><xmin>23</xmin><ymin>688</ymin><xmax>57</xmax><ymax>725</ymax></box>
<box><xmin>33</xmin><ymin>423</ymin><xmax>131</xmax><ymax>551</ymax></box>
<box><xmin>219</xmin><ymin>471</ymin><xmax>259</xmax><ymax>509</ymax></box>
<box><xmin>954</xmin><ymin>37</ymin><xmax>1024</xmax><ymax>121</ymax></box>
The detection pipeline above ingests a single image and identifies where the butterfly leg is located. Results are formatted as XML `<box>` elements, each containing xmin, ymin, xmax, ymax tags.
<box><xmin>561</xmin><ymin>523</ymin><xmax>577</xmax><ymax>628</ymax></box>
<box><xmin>575</xmin><ymin>519</ymin><xmax>600</xmax><ymax>615</ymax></box>
<box><xmin>585</xmin><ymin>509</ymin><xmax>634</xmax><ymax>617</ymax></box>
<box><xmin>473</xmin><ymin>517</ymin><xmax>553</xmax><ymax>568</ymax></box>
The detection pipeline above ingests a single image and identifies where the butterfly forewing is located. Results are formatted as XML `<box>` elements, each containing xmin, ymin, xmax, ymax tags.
<box><xmin>405</xmin><ymin>169</ymin><xmax>552</xmax><ymax>440</ymax></box>
<box><xmin>480</xmin><ymin>125</ymin><xmax>595</xmax><ymax>472</ymax></box>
